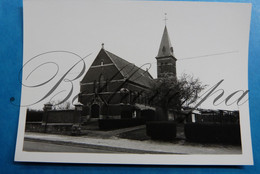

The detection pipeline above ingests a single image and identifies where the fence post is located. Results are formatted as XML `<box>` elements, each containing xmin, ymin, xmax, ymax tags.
<box><xmin>72</xmin><ymin>102</ymin><xmax>83</xmax><ymax>135</ymax></box>
<box><xmin>42</xmin><ymin>102</ymin><xmax>53</xmax><ymax>133</ymax></box>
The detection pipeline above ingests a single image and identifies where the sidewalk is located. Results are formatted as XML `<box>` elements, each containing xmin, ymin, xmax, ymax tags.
<box><xmin>24</xmin><ymin>132</ymin><xmax>242</xmax><ymax>154</ymax></box>
<box><xmin>80</xmin><ymin>125</ymin><xmax>147</xmax><ymax>139</ymax></box>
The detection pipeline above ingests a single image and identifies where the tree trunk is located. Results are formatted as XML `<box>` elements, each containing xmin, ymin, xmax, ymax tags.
<box><xmin>162</xmin><ymin>107</ymin><xmax>169</xmax><ymax>121</ymax></box>
<box><xmin>155</xmin><ymin>106</ymin><xmax>169</xmax><ymax>121</ymax></box>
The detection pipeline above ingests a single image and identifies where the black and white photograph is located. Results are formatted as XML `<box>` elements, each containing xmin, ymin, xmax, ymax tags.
<box><xmin>15</xmin><ymin>0</ymin><xmax>253</xmax><ymax>165</ymax></box>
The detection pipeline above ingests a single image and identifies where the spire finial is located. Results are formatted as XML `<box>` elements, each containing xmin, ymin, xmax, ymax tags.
<box><xmin>164</xmin><ymin>13</ymin><xmax>168</xmax><ymax>26</ymax></box>
<box><xmin>102</xmin><ymin>43</ymin><xmax>104</xmax><ymax>49</ymax></box>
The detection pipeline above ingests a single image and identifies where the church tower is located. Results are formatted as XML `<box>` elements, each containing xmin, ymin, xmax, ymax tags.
<box><xmin>156</xmin><ymin>25</ymin><xmax>177</xmax><ymax>78</ymax></box>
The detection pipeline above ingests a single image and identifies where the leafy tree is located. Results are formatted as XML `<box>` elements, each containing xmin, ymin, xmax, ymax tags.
<box><xmin>146</xmin><ymin>73</ymin><xmax>206</xmax><ymax>120</ymax></box>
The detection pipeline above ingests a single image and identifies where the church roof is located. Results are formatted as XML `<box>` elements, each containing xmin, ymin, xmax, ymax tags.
<box><xmin>157</xmin><ymin>26</ymin><xmax>174</xmax><ymax>58</ymax></box>
<box><xmin>104</xmin><ymin>49</ymin><xmax>154</xmax><ymax>88</ymax></box>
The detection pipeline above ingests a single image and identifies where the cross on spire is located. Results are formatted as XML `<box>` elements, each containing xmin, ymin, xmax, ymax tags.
<box><xmin>164</xmin><ymin>13</ymin><xmax>168</xmax><ymax>25</ymax></box>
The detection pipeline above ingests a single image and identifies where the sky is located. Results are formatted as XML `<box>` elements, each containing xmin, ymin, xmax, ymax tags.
<box><xmin>21</xmin><ymin>0</ymin><xmax>251</xmax><ymax>110</ymax></box>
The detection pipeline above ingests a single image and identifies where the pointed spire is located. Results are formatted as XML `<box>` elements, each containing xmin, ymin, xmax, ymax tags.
<box><xmin>157</xmin><ymin>25</ymin><xmax>174</xmax><ymax>58</ymax></box>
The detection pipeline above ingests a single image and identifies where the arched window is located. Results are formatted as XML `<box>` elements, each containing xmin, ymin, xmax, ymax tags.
<box><xmin>161</xmin><ymin>62</ymin><xmax>165</xmax><ymax>73</ymax></box>
<box><xmin>101</xmin><ymin>59</ymin><xmax>104</xmax><ymax>66</ymax></box>
<box><xmin>99</xmin><ymin>74</ymin><xmax>105</xmax><ymax>82</ymax></box>
<box><xmin>99</xmin><ymin>74</ymin><xmax>106</xmax><ymax>92</ymax></box>
<box><xmin>93</xmin><ymin>80</ymin><xmax>97</xmax><ymax>93</ymax></box>
<box><xmin>162</xmin><ymin>46</ymin><xmax>166</xmax><ymax>54</ymax></box>
<box><xmin>170</xmin><ymin>47</ymin><xmax>174</xmax><ymax>54</ymax></box>
<box><xmin>106</xmin><ymin>79</ymin><xmax>109</xmax><ymax>92</ymax></box>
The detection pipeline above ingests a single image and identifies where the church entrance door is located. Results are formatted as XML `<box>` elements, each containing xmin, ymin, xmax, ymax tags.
<box><xmin>91</xmin><ymin>104</ymin><xmax>100</xmax><ymax>118</ymax></box>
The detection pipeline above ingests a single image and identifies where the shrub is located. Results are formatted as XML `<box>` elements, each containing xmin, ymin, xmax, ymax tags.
<box><xmin>26</xmin><ymin>110</ymin><xmax>44</xmax><ymax>122</ymax></box>
<box><xmin>140</xmin><ymin>110</ymin><xmax>156</xmax><ymax>122</ymax></box>
<box><xmin>121</xmin><ymin>110</ymin><xmax>133</xmax><ymax>119</ymax></box>
<box><xmin>25</xmin><ymin>123</ymin><xmax>42</xmax><ymax>132</ymax></box>
<box><xmin>184</xmin><ymin>123</ymin><xmax>241</xmax><ymax>144</ymax></box>
<box><xmin>98</xmin><ymin>119</ymin><xmax>144</xmax><ymax>130</ymax></box>
<box><xmin>146</xmin><ymin>121</ymin><xmax>177</xmax><ymax>140</ymax></box>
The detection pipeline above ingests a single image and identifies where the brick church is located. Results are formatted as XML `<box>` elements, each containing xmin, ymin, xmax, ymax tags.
<box><xmin>78</xmin><ymin>25</ymin><xmax>177</xmax><ymax>119</ymax></box>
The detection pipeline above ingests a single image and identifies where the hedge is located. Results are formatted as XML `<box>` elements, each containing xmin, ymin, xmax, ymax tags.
<box><xmin>25</xmin><ymin>123</ymin><xmax>42</xmax><ymax>132</ymax></box>
<box><xmin>184</xmin><ymin>123</ymin><xmax>241</xmax><ymax>144</ymax></box>
<box><xmin>26</xmin><ymin>110</ymin><xmax>44</xmax><ymax>122</ymax></box>
<box><xmin>146</xmin><ymin>121</ymin><xmax>177</xmax><ymax>140</ymax></box>
<box><xmin>140</xmin><ymin>110</ymin><xmax>156</xmax><ymax>122</ymax></box>
<box><xmin>98</xmin><ymin>118</ymin><xmax>144</xmax><ymax>130</ymax></box>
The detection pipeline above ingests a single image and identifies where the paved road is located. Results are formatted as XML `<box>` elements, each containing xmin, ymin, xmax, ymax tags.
<box><xmin>23</xmin><ymin>140</ymin><xmax>116</xmax><ymax>153</ymax></box>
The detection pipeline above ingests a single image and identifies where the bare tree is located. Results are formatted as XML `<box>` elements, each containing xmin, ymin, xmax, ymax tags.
<box><xmin>146</xmin><ymin>73</ymin><xmax>206</xmax><ymax>120</ymax></box>
<box><xmin>51</xmin><ymin>100</ymin><xmax>74</xmax><ymax>110</ymax></box>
